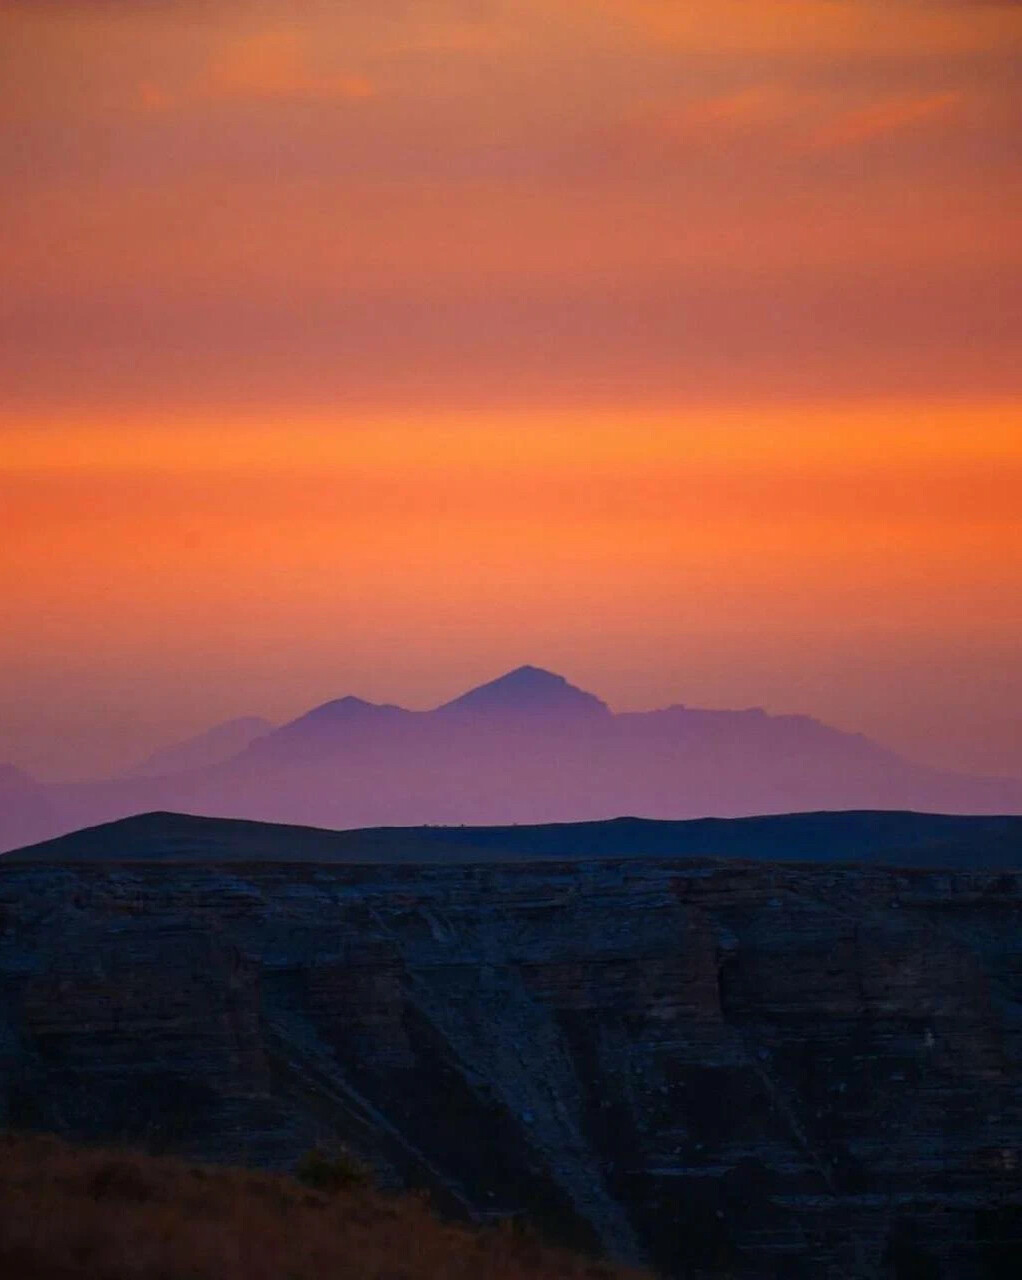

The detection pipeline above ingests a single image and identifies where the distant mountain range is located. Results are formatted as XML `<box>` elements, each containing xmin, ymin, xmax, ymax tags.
<box><xmin>125</xmin><ymin>716</ymin><xmax>273</xmax><ymax>777</ymax></box>
<box><xmin>2</xmin><ymin>665</ymin><xmax>1020</xmax><ymax>852</ymax></box>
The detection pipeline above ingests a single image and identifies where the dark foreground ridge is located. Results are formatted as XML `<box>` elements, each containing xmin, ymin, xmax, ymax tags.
<box><xmin>6</xmin><ymin>806</ymin><xmax>1022</xmax><ymax>868</ymax></box>
<box><xmin>2</xmin><ymin>816</ymin><xmax>1022</xmax><ymax>1277</ymax></box>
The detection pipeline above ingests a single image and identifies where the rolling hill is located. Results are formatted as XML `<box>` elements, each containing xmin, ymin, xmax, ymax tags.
<box><xmin>7</xmin><ymin>806</ymin><xmax>1022</xmax><ymax>869</ymax></box>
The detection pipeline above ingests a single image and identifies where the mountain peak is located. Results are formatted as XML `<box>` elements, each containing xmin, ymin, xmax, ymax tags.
<box><xmin>438</xmin><ymin>666</ymin><xmax>609</xmax><ymax>717</ymax></box>
<box><xmin>306</xmin><ymin>696</ymin><xmax>379</xmax><ymax>717</ymax></box>
<box><xmin>235</xmin><ymin>694</ymin><xmax>410</xmax><ymax>767</ymax></box>
<box><xmin>127</xmin><ymin>716</ymin><xmax>273</xmax><ymax>778</ymax></box>
<box><xmin>269</xmin><ymin>694</ymin><xmax>406</xmax><ymax>736</ymax></box>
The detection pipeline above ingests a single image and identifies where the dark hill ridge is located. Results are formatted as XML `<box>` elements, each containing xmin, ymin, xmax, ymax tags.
<box><xmin>3</xmin><ymin>665</ymin><xmax>1021</xmax><ymax>851</ymax></box>
<box><xmin>6</xmin><ymin>807</ymin><xmax>1022</xmax><ymax>868</ymax></box>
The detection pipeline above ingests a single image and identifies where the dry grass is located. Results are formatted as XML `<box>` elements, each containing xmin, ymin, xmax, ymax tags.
<box><xmin>0</xmin><ymin>1133</ymin><xmax>650</xmax><ymax>1280</ymax></box>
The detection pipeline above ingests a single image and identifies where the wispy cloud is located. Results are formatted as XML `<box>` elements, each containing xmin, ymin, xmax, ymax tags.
<box><xmin>134</xmin><ymin>28</ymin><xmax>375</xmax><ymax>112</ymax></box>
<box><xmin>207</xmin><ymin>31</ymin><xmax>374</xmax><ymax>103</ymax></box>
<box><xmin>811</xmin><ymin>91</ymin><xmax>962</xmax><ymax>148</ymax></box>
<box><xmin>620</xmin><ymin>83</ymin><xmax>967</xmax><ymax>156</ymax></box>
<box><xmin>640</xmin><ymin>86</ymin><xmax>801</xmax><ymax>142</ymax></box>
<box><xmin>603</xmin><ymin>0</ymin><xmax>1022</xmax><ymax>55</ymax></box>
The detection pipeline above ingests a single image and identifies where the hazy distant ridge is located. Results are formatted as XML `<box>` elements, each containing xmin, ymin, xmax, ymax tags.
<box><xmin>1</xmin><ymin>666</ymin><xmax>1020</xmax><ymax>851</ymax></box>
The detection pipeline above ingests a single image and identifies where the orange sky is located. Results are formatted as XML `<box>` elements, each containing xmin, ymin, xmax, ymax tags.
<box><xmin>1</xmin><ymin>1</ymin><xmax>1020</xmax><ymax>779</ymax></box>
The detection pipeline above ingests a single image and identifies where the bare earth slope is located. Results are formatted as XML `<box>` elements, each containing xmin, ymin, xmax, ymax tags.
<box><xmin>0</xmin><ymin>1133</ymin><xmax>646</xmax><ymax>1280</ymax></box>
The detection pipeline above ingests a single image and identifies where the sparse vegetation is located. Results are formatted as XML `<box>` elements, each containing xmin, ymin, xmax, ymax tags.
<box><xmin>295</xmin><ymin>1142</ymin><xmax>374</xmax><ymax>1192</ymax></box>
<box><xmin>0</xmin><ymin>1132</ymin><xmax>649</xmax><ymax>1280</ymax></box>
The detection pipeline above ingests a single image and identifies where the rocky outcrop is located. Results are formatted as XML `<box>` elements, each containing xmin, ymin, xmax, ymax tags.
<box><xmin>1</xmin><ymin>852</ymin><xmax>1021</xmax><ymax>1277</ymax></box>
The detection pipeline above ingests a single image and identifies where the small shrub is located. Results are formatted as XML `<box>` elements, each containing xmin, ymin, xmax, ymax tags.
<box><xmin>295</xmin><ymin>1144</ymin><xmax>373</xmax><ymax>1192</ymax></box>
<box><xmin>87</xmin><ymin>1158</ymin><xmax>156</xmax><ymax>1203</ymax></box>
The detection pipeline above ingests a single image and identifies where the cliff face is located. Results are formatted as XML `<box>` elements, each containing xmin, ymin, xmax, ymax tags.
<box><xmin>1</xmin><ymin>856</ymin><xmax>1020</xmax><ymax>1278</ymax></box>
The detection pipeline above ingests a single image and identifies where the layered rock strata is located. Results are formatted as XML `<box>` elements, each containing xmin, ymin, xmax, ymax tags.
<box><xmin>1</xmin><ymin>855</ymin><xmax>1020</xmax><ymax>1278</ymax></box>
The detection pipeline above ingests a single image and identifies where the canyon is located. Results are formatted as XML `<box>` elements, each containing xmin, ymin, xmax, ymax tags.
<box><xmin>2</xmin><ymin>812</ymin><xmax>1021</xmax><ymax>1277</ymax></box>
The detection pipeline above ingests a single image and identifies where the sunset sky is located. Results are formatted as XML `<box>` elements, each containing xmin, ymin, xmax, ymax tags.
<box><xmin>1</xmin><ymin>0</ymin><xmax>1020</xmax><ymax>781</ymax></box>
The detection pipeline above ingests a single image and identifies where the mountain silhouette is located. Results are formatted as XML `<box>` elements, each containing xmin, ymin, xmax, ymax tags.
<box><xmin>242</xmin><ymin>696</ymin><xmax>413</xmax><ymax>766</ymax></box>
<box><xmin>438</xmin><ymin>665</ymin><xmax>609</xmax><ymax>718</ymax></box>
<box><xmin>126</xmin><ymin>716</ymin><xmax>273</xmax><ymax>777</ymax></box>
<box><xmin>1</xmin><ymin>666</ymin><xmax>1020</xmax><ymax>851</ymax></box>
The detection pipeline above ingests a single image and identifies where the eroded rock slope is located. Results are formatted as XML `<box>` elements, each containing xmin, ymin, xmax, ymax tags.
<box><xmin>1</xmin><ymin>853</ymin><xmax>1020</xmax><ymax>1277</ymax></box>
